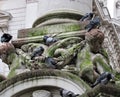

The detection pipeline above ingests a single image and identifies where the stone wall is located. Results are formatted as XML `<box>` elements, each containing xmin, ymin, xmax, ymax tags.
<box><xmin>0</xmin><ymin>0</ymin><xmax>26</xmax><ymax>39</ymax></box>
<box><xmin>0</xmin><ymin>0</ymin><xmax>92</xmax><ymax>40</ymax></box>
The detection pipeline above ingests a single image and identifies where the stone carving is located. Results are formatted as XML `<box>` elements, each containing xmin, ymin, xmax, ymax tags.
<box><xmin>0</xmin><ymin>15</ymin><xmax>118</xmax><ymax>97</ymax></box>
<box><xmin>0</xmin><ymin>74</ymin><xmax>6</xmax><ymax>82</ymax></box>
<box><xmin>4</xmin><ymin>26</ymin><xmax>111</xmax><ymax>85</ymax></box>
<box><xmin>85</xmin><ymin>29</ymin><xmax>104</xmax><ymax>53</ymax></box>
<box><xmin>0</xmin><ymin>10</ymin><xmax>114</xmax><ymax>96</ymax></box>
<box><xmin>0</xmin><ymin>10</ymin><xmax>12</xmax><ymax>28</ymax></box>
<box><xmin>0</xmin><ymin>43</ymin><xmax>15</xmax><ymax>64</ymax></box>
<box><xmin>0</xmin><ymin>43</ymin><xmax>15</xmax><ymax>55</ymax></box>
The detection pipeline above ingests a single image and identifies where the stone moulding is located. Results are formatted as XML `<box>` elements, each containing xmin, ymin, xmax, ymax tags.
<box><xmin>32</xmin><ymin>11</ymin><xmax>82</xmax><ymax>27</ymax></box>
<box><xmin>0</xmin><ymin>10</ymin><xmax>12</xmax><ymax>28</ymax></box>
<box><xmin>0</xmin><ymin>69</ymin><xmax>90</xmax><ymax>97</ymax></box>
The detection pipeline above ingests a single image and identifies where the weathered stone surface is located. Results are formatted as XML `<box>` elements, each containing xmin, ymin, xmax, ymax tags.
<box><xmin>32</xmin><ymin>90</ymin><xmax>51</xmax><ymax>97</ymax></box>
<box><xmin>0</xmin><ymin>74</ymin><xmax>6</xmax><ymax>82</ymax></box>
<box><xmin>85</xmin><ymin>29</ymin><xmax>104</xmax><ymax>53</ymax></box>
<box><xmin>0</xmin><ymin>43</ymin><xmax>15</xmax><ymax>55</ymax></box>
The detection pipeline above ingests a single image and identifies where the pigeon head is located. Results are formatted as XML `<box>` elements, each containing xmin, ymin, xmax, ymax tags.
<box><xmin>107</xmin><ymin>72</ymin><xmax>114</xmax><ymax>80</ymax></box>
<box><xmin>90</xmin><ymin>12</ymin><xmax>94</xmax><ymax>16</ymax></box>
<box><xmin>53</xmin><ymin>38</ymin><xmax>57</xmax><ymax>42</ymax></box>
<box><xmin>68</xmin><ymin>92</ymin><xmax>75</xmax><ymax>97</ymax></box>
<box><xmin>39</xmin><ymin>46</ymin><xmax>44</xmax><ymax>51</ymax></box>
<box><xmin>1</xmin><ymin>33</ymin><xmax>12</xmax><ymax>43</ymax></box>
<box><xmin>43</xmin><ymin>36</ymin><xmax>49</xmax><ymax>42</ymax></box>
<box><xmin>60</xmin><ymin>89</ymin><xmax>79</xmax><ymax>97</ymax></box>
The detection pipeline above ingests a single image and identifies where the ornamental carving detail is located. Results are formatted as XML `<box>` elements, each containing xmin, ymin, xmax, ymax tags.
<box><xmin>0</xmin><ymin>10</ymin><xmax>12</xmax><ymax>28</ymax></box>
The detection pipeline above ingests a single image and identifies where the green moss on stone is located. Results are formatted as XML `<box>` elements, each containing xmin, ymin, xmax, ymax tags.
<box><xmin>0</xmin><ymin>70</ymin><xmax>90</xmax><ymax>92</ymax></box>
<box><xmin>100</xmin><ymin>48</ymin><xmax>109</xmax><ymax>63</ymax></box>
<box><xmin>77</xmin><ymin>45</ymin><xmax>93</xmax><ymax>71</ymax></box>
<box><xmin>7</xmin><ymin>53</ymin><xmax>16</xmax><ymax>65</ymax></box>
<box><xmin>47</xmin><ymin>37</ymin><xmax>82</xmax><ymax>56</ymax></box>
<box><xmin>28</xmin><ymin>28</ymin><xmax>48</xmax><ymax>37</ymax></box>
<box><xmin>8</xmin><ymin>54</ymin><xmax>20</xmax><ymax>78</ymax></box>
<box><xmin>93</xmin><ymin>55</ymin><xmax>111</xmax><ymax>72</ymax></box>
<box><xmin>27</xmin><ymin>23</ymin><xmax>81</xmax><ymax>37</ymax></box>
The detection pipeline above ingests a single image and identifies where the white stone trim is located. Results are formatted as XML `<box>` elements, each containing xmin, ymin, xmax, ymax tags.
<box><xmin>0</xmin><ymin>76</ymin><xmax>86</xmax><ymax>97</ymax></box>
<box><xmin>0</xmin><ymin>10</ymin><xmax>12</xmax><ymax>28</ymax></box>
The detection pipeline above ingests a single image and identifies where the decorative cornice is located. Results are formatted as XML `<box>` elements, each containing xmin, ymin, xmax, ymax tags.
<box><xmin>0</xmin><ymin>69</ymin><xmax>90</xmax><ymax>92</ymax></box>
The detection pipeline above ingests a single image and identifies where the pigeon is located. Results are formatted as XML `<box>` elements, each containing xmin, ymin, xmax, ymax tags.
<box><xmin>43</xmin><ymin>35</ymin><xmax>57</xmax><ymax>46</ymax></box>
<box><xmin>91</xmin><ymin>72</ymin><xmax>114</xmax><ymax>88</ymax></box>
<box><xmin>1</xmin><ymin>33</ymin><xmax>12</xmax><ymax>43</ymax></box>
<box><xmin>31</xmin><ymin>46</ymin><xmax>44</xmax><ymax>60</ymax></box>
<box><xmin>45</xmin><ymin>57</ymin><xmax>57</xmax><ymax>69</ymax></box>
<box><xmin>60</xmin><ymin>89</ymin><xmax>79</xmax><ymax>97</ymax></box>
<box><xmin>80</xmin><ymin>12</ymin><xmax>94</xmax><ymax>22</ymax></box>
<box><xmin>85</xmin><ymin>16</ymin><xmax>100</xmax><ymax>32</ymax></box>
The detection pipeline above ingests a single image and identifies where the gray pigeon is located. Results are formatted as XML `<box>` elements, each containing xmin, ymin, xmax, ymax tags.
<box><xmin>43</xmin><ymin>35</ymin><xmax>57</xmax><ymax>46</ymax></box>
<box><xmin>45</xmin><ymin>57</ymin><xmax>57</xmax><ymax>69</ymax></box>
<box><xmin>1</xmin><ymin>33</ymin><xmax>12</xmax><ymax>43</ymax></box>
<box><xmin>31</xmin><ymin>46</ymin><xmax>44</xmax><ymax>60</ymax></box>
<box><xmin>85</xmin><ymin>16</ymin><xmax>100</xmax><ymax>32</ymax></box>
<box><xmin>91</xmin><ymin>72</ymin><xmax>114</xmax><ymax>88</ymax></box>
<box><xmin>60</xmin><ymin>89</ymin><xmax>79</xmax><ymax>97</ymax></box>
<box><xmin>80</xmin><ymin>12</ymin><xmax>94</xmax><ymax>22</ymax></box>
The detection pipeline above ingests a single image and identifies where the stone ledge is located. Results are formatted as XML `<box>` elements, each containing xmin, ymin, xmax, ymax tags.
<box><xmin>0</xmin><ymin>69</ymin><xmax>90</xmax><ymax>93</ymax></box>
<box><xmin>33</xmin><ymin>12</ymin><xmax>82</xmax><ymax>27</ymax></box>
